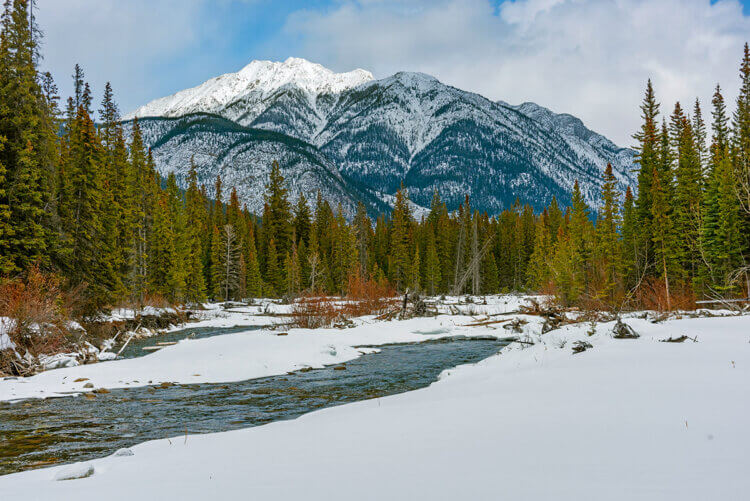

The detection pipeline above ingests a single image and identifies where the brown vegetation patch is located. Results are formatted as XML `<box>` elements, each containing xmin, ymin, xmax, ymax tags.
<box><xmin>291</xmin><ymin>274</ymin><xmax>397</xmax><ymax>329</ymax></box>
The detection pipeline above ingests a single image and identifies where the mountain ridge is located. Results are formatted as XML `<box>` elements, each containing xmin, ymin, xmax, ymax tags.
<box><xmin>124</xmin><ymin>58</ymin><xmax>636</xmax><ymax>216</ymax></box>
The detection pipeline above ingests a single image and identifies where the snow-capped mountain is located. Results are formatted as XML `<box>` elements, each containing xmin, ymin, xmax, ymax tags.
<box><xmin>125</xmin><ymin>58</ymin><xmax>372</xmax><ymax>128</ymax></box>
<box><xmin>125</xmin><ymin>58</ymin><xmax>636</xmax><ymax>216</ymax></box>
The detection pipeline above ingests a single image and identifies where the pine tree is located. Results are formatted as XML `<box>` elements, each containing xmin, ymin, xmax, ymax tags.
<box><xmin>703</xmin><ymin>147</ymin><xmax>743</xmax><ymax>293</ymax></box>
<box><xmin>245</xmin><ymin>224</ymin><xmax>262</xmax><ymax>297</ymax></box>
<box><xmin>183</xmin><ymin>162</ymin><xmax>207</xmax><ymax>302</ymax></box>
<box><xmin>568</xmin><ymin>181</ymin><xmax>593</xmax><ymax>299</ymax></box>
<box><xmin>481</xmin><ymin>243</ymin><xmax>499</xmax><ymax>294</ymax></box>
<box><xmin>595</xmin><ymin>164</ymin><xmax>623</xmax><ymax>302</ymax></box>
<box><xmin>72</xmin><ymin>63</ymin><xmax>84</xmax><ymax>109</ymax></box>
<box><xmin>547</xmin><ymin>196</ymin><xmax>564</xmax><ymax>245</ymax></box>
<box><xmin>209</xmin><ymin>225</ymin><xmax>224</xmax><ymax>300</ymax></box>
<box><xmin>330</xmin><ymin>207</ymin><xmax>358</xmax><ymax>293</ymax></box>
<box><xmin>284</xmin><ymin>243</ymin><xmax>302</xmax><ymax>296</ymax></box>
<box><xmin>731</xmin><ymin>43</ymin><xmax>750</xmax><ymax>295</ymax></box>
<box><xmin>0</xmin><ymin>0</ymin><xmax>53</xmax><ymax>273</ymax></box>
<box><xmin>389</xmin><ymin>186</ymin><xmax>412</xmax><ymax>290</ymax></box>
<box><xmin>651</xmin><ymin>165</ymin><xmax>677</xmax><ymax>310</ymax></box>
<box><xmin>264</xmin><ymin>161</ymin><xmax>293</xmax><ymax>259</ymax></box>
<box><xmin>148</xmin><ymin>193</ymin><xmax>178</xmax><ymax>297</ymax></box>
<box><xmin>732</xmin><ymin>43</ymin><xmax>750</xmax><ymax>215</ymax></box>
<box><xmin>692</xmin><ymin>98</ymin><xmax>708</xmax><ymax>174</ymax></box>
<box><xmin>164</xmin><ymin>173</ymin><xmax>188</xmax><ymax>298</ymax></box>
<box><xmin>353</xmin><ymin>201</ymin><xmax>371</xmax><ymax>277</ymax></box>
<box><xmin>293</xmin><ymin>192</ymin><xmax>312</xmax><ymax>246</ymax></box>
<box><xmin>711</xmin><ymin>85</ymin><xmax>730</xmax><ymax>155</ymax></box>
<box><xmin>410</xmin><ymin>244</ymin><xmax>421</xmax><ymax>292</ymax></box>
<box><xmin>423</xmin><ymin>231</ymin><xmax>441</xmax><ymax>295</ymax></box>
<box><xmin>0</xmin><ymin>135</ymin><xmax>13</xmax><ymax>274</ymax></box>
<box><xmin>526</xmin><ymin>216</ymin><xmax>552</xmax><ymax>291</ymax></box>
<box><xmin>621</xmin><ymin>186</ymin><xmax>638</xmax><ymax>291</ymax></box>
<box><xmin>672</xmin><ymin>115</ymin><xmax>703</xmax><ymax>287</ymax></box>
<box><xmin>632</xmin><ymin>80</ymin><xmax>661</xmax><ymax>273</ymax></box>
<box><xmin>265</xmin><ymin>237</ymin><xmax>282</xmax><ymax>297</ymax></box>
<box><xmin>549</xmin><ymin>227</ymin><xmax>578</xmax><ymax>304</ymax></box>
<box><xmin>128</xmin><ymin>119</ymin><xmax>153</xmax><ymax>306</ymax></box>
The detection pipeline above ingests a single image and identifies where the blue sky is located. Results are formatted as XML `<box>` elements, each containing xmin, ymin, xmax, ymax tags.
<box><xmin>37</xmin><ymin>0</ymin><xmax>750</xmax><ymax>145</ymax></box>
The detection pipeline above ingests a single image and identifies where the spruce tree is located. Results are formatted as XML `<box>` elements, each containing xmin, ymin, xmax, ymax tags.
<box><xmin>353</xmin><ymin>201</ymin><xmax>371</xmax><ymax>277</ymax></box>
<box><xmin>245</xmin><ymin>225</ymin><xmax>262</xmax><ymax>297</ymax></box>
<box><xmin>389</xmin><ymin>186</ymin><xmax>413</xmax><ymax>291</ymax></box>
<box><xmin>0</xmin><ymin>0</ymin><xmax>53</xmax><ymax>273</ymax></box>
<box><xmin>293</xmin><ymin>192</ymin><xmax>312</xmax><ymax>246</ymax></box>
<box><xmin>209</xmin><ymin>225</ymin><xmax>224</xmax><ymax>300</ymax></box>
<box><xmin>526</xmin><ymin>216</ymin><xmax>552</xmax><ymax>291</ymax></box>
<box><xmin>568</xmin><ymin>181</ymin><xmax>593</xmax><ymax>299</ymax></box>
<box><xmin>651</xmin><ymin>165</ymin><xmax>677</xmax><ymax>309</ymax></box>
<box><xmin>264</xmin><ymin>161</ymin><xmax>293</xmax><ymax>259</ymax></box>
<box><xmin>595</xmin><ymin>164</ymin><xmax>623</xmax><ymax>302</ymax></box>
<box><xmin>423</xmin><ymin>231</ymin><xmax>441</xmax><ymax>295</ymax></box>
<box><xmin>620</xmin><ymin>186</ymin><xmax>638</xmax><ymax>291</ymax></box>
<box><xmin>672</xmin><ymin>115</ymin><xmax>703</xmax><ymax>287</ymax></box>
<box><xmin>183</xmin><ymin>162</ymin><xmax>207</xmax><ymax>302</ymax></box>
<box><xmin>265</xmin><ymin>237</ymin><xmax>282</xmax><ymax>297</ymax></box>
<box><xmin>0</xmin><ymin>136</ymin><xmax>13</xmax><ymax>274</ymax></box>
<box><xmin>632</xmin><ymin>80</ymin><xmax>661</xmax><ymax>273</ymax></box>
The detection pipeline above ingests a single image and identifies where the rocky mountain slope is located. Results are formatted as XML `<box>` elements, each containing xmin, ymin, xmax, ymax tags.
<box><xmin>126</xmin><ymin>58</ymin><xmax>636</xmax><ymax>216</ymax></box>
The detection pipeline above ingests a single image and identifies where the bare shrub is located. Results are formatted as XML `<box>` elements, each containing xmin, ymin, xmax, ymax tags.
<box><xmin>0</xmin><ymin>266</ymin><xmax>82</xmax><ymax>374</ymax></box>
<box><xmin>634</xmin><ymin>278</ymin><xmax>696</xmax><ymax>312</ymax></box>
<box><xmin>291</xmin><ymin>295</ymin><xmax>341</xmax><ymax>329</ymax></box>
<box><xmin>291</xmin><ymin>274</ymin><xmax>397</xmax><ymax>329</ymax></box>
<box><xmin>343</xmin><ymin>273</ymin><xmax>397</xmax><ymax>317</ymax></box>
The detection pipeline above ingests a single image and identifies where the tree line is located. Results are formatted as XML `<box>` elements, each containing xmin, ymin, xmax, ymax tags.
<box><xmin>527</xmin><ymin>45</ymin><xmax>750</xmax><ymax>308</ymax></box>
<box><xmin>1</xmin><ymin>0</ymin><xmax>748</xmax><ymax>313</ymax></box>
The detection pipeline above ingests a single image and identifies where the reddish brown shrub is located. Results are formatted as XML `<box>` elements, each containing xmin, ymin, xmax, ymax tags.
<box><xmin>634</xmin><ymin>278</ymin><xmax>696</xmax><ymax>312</ymax></box>
<box><xmin>0</xmin><ymin>265</ymin><xmax>77</xmax><ymax>356</ymax></box>
<box><xmin>342</xmin><ymin>272</ymin><xmax>397</xmax><ymax>317</ymax></box>
<box><xmin>291</xmin><ymin>294</ymin><xmax>342</xmax><ymax>329</ymax></box>
<box><xmin>291</xmin><ymin>274</ymin><xmax>397</xmax><ymax>329</ymax></box>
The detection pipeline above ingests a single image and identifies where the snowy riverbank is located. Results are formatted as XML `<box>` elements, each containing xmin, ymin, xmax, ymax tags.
<box><xmin>0</xmin><ymin>297</ymin><xmax>525</xmax><ymax>403</ymax></box>
<box><xmin>1</xmin><ymin>299</ymin><xmax>748</xmax><ymax>499</ymax></box>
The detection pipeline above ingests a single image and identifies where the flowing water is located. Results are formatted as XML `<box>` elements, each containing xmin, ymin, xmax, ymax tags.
<box><xmin>118</xmin><ymin>325</ymin><xmax>266</xmax><ymax>359</ymax></box>
<box><xmin>0</xmin><ymin>332</ymin><xmax>507</xmax><ymax>476</ymax></box>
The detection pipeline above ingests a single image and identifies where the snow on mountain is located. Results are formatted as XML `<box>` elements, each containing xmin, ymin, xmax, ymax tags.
<box><xmin>315</xmin><ymin>72</ymin><xmax>636</xmax><ymax>211</ymax></box>
<box><xmin>123</xmin><ymin>114</ymin><xmax>390</xmax><ymax>218</ymax></box>
<box><xmin>124</xmin><ymin>58</ymin><xmax>637</xmax><ymax>215</ymax></box>
<box><xmin>499</xmin><ymin>101</ymin><xmax>636</xmax><ymax>190</ymax></box>
<box><xmin>124</xmin><ymin>57</ymin><xmax>373</xmax><ymax>124</ymax></box>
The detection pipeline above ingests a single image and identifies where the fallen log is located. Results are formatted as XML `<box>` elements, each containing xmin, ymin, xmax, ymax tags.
<box><xmin>463</xmin><ymin>318</ymin><xmax>513</xmax><ymax>327</ymax></box>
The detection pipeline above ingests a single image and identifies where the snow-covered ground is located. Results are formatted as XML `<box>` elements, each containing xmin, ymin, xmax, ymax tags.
<box><xmin>1</xmin><ymin>297</ymin><xmax>748</xmax><ymax>500</ymax></box>
<box><xmin>0</xmin><ymin>317</ymin><xmax>16</xmax><ymax>351</ymax></box>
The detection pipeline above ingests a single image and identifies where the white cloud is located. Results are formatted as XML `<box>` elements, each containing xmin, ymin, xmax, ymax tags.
<box><xmin>281</xmin><ymin>0</ymin><xmax>750</xmax><ymax>146</ymax></box>
<box><xmin>36</xmin><ymin>0</ymin><xmax>218</xmax><ymax>115</ymax></box>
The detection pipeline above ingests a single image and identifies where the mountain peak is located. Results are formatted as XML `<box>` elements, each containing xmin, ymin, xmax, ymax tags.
<box><xmin>125</xmin><ymin>58</ymin><xmax>373</xmax><ymax>120</ymax></box>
